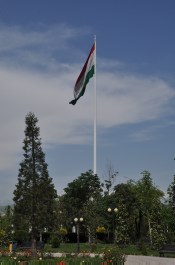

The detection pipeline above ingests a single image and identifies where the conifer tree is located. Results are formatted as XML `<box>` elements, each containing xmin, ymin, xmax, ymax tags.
<box><xmin>13</xmin><ymin>112</ymin><xmax>57</xmax><ymax>242</ymax></box>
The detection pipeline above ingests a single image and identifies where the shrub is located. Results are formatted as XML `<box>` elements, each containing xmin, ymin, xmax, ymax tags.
<box><xmin>138</xmin><ymin>240</ymin><xmax>148</xmax><ymax>255</ymax></box>
<box><xmin>51</xmin><ymin>236</ymin><xmax>60</xmax><ymax>248</ymax></box>
<box><xmin>101</xmin><ymin>246</ymin><xmax>126</xmax><ymax>264</ymax></box>
<box><xmin>96</xmin><ymin>226</ymin><xmax>106</xmax><ymax>233</ymax></box>
<box><xmin>90</xmin><ymin>243</ymin><xmax>97</xmax><ymax>252</ymax></box>
<box><xmin>59</xmin><ymin>227</ymin><xmax>68</xmax><ymax>236</ymax></box>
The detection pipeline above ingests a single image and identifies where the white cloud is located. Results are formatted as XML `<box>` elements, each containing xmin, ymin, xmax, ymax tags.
<box><xmin>0</xmin><ymin>62</ymin><xmax>174</xmax><ymax>170</ymax></box>
<box><xmin>0</xmin><ymin>23</ymin><xmax>77</xmax><ymax>52</ymax></box>
<box><xmin>97</xmin><ymin>73</ymin><xmax>175</xmax><ymax>128</ymax></box>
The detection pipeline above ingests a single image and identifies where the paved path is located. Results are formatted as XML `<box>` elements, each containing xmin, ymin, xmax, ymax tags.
<box><xmin>125</xmin><ymin>255</ymin><xmax>175</xmax><ymax>265</ymax></box>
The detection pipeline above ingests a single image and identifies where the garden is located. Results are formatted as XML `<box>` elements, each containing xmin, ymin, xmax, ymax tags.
<box><xmin>1</xmin><ymin>114</ymin><xmax>175</xmax><ymax>264</ymax></box>
<box><xmin>0</xmin><ymin>241</ymin><xmax>162</xmax><ymax>265</ymax></box>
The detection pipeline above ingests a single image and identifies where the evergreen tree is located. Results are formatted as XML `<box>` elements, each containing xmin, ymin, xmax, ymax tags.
<box><xmin>13</xmin><ymin>112</ymin><xmax>57</xmax><ymax>242</ymax></box>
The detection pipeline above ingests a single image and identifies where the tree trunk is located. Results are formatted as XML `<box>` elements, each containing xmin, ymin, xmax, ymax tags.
<box><xmin>147</xmin><ymin>211</ymin><xmax>152</xmax><ymax>245</ymax></box>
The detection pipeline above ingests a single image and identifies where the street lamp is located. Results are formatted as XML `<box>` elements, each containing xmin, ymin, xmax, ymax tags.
<box><xmin>107</xmin><ymin>207</ymin><xmax>118</xmax><ymax>243</ymax></box>
<box><xmin>107</xmin><ymin>207</ymin><xmax>118</xmax><ymax>213</ymax></box>
<box><xmin>74</xmin><ymin>217</ymin><xmax>83</xmax><ymax>253</ymax></box>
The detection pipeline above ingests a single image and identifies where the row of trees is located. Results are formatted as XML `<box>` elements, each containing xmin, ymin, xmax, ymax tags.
<box><xmin>57</xmin><ymin>169</ymin><xmax>174</xmax><ymax>248</ymax></box>
<box><xmin>0</xmin><ymin>112</ymin><xmax>175</xmax><ymax>250</ymax></box>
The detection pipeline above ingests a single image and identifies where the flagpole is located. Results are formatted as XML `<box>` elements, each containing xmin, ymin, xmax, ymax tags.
<box><xmin>94</xmin><ymin>35</ymin><xmax>97</xmax><ymax>175</ymax></box>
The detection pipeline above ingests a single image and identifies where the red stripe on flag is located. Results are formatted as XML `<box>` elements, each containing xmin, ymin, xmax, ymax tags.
<box><xmin>74</xmin><ymin>43</ymin><xmax>95</xmax><ymax>89</ymax></box>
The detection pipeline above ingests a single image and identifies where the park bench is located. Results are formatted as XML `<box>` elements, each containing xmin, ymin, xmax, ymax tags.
<box><xmin>18</xmin><ymin>241</ymin><xmax>44</xmax><ymax>251</ymax></box>
<box><xmin>159</xmin><ymin>245</ymin><xmax>175</xmax><ymax>257</ymax></box>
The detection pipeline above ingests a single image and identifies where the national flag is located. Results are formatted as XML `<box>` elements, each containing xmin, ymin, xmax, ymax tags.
<box><xmin>69</xmin><ymin>43</ymin><xmax>95</xmax><ymax>105</ymax></box>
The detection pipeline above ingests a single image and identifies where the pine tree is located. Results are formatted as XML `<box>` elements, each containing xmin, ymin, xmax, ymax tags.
<box><xmin>13</xmin><ymin>112</ymin><xmax>57</xmax><ymax>242</ymax></box>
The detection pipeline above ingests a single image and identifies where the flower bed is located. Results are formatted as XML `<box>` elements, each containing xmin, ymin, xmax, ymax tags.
<box><xmin>0</xmin><ymin>246</ymin><xmax>126</xmax><ymax>264</ymax></box>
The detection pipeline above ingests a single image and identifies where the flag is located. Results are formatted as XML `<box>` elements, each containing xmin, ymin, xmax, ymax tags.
<box><xmin>69</xmin><ymin>43</ymin><xmax>95</xmax><ymax>105</ymax></box>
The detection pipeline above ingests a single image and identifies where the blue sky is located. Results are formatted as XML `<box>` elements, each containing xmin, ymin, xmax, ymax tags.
<box><xmin>0</xmin><ymin>0</ymin><xmax>175</xmax><ymax>205</ymax></box>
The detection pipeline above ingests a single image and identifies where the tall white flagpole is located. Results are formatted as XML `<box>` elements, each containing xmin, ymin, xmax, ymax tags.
<box><xmin>94</xmin><ymin>35</ymin><xmax>97</xmax><ymax>175</ymax></box>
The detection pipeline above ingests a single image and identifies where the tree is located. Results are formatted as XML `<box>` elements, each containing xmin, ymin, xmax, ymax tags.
<box><xmin>63</xmin><ymin>170</ymin><xmax>102</xmax><ymax>215</ymax></box>
<box><xmin>167</xmin><ymin>173</ymin><xmax>175</xmax><ymax>241</ymax></box>
<box><xmin>134</xmin><ymin>171</ymin><xmax>164</xmax><ymax>244</ymax></box>
<box><xmin>102</xmin><ymin>162</ymin><xmax>119</xmax><ymax>195</ymax></box>
<box><xmin>168</xmin><ymin>175</ymin><xmax>175</xmax><ymax>209</ymax></box>
<box><xmin>150</xmin><ymin>201</ymin><xmax>166</xmax><ymax>249</ymax></box>
<box><xmin>113</xmin><ymin>183</ymin><xmax>137</xmax><ymax>243</ymax></box>
<box><xmin>0</xmin><ymin>206</ymin><xmax>13</xmax><ymax>246</ymax></box>
<box><xmin>115</xmin><ymin>202</ymin><xmax>130</xmax><ymax>245</ymax></box>
<box><xmin>62</xmin><ymin>170</ymin><xmax>103</xmax><ymax>241</ymax></box>
<box><xmin>13</xmin><ymin>112</ymin><xmax>57</xmax><ymax>243</ymax></box>
<box><xmin>112</xmin><ymin>173</ymin><xmax>165</xmax><ymax>245</ymax></box>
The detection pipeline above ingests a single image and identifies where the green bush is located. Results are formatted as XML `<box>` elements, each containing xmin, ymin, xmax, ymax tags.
<box><xmin>51</xmin><ymin>236</ymin><xmax>60</xmax><ymax>248</ymax></box>
<box><xmin>138</xmin><ymin>240</ymin><xmax>148</xmax><ymax>255</ymax></box>
<box><xmin>90</xmin><ymin>243</ymin><xmax>97</xmax><ymax>252</ymax></box>
<box><xmin>101</xmin><ymin>246</ymin><xmax>126</xmax><ymax>264</ymax></box>
<box><xmin>14</xmin><ymin>230</ymin><xmax>29</xmax><ymax>243</ymax></box>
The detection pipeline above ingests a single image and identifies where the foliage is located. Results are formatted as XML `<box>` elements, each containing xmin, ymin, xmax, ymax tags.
<box><xmin>151</xmin><ymin>224</ymin><xmax>166</xmax><ymax>249</ymax></box>
<box><xmin>51</xmin><ymin>235</ymin><xmax>60</xmax><ymax>248</ymax></box>
<box><xmin>63</xmin><ymin>170</ymin><xmax>102</xmax><ymax>212</ymax></box>
<box><xmin>102</xmin><ymin>162</ymin><xmax>119</xmax><ymax>195</ymax></box>
<box><xmin>112</xmin><ymin>183</ymin><xmax>136</xmax><ymax>243</ymax></box>
<box><xmin>0</xmin><ymin>242</ymin><xmax>160</xmax><ymax>265</ymax></box>
<box><xmin>90</xmin><ymin>243</ymin><xmax>97</xmax><ymax>252</ymax></box>
<box><xmin>167</xmin><ymin>175</ymin><xmax>175</xmax><ymax>228</ymax></box>
<box><xmin>96</xmin><ymin>226</ymin><xmax>106</xmax><ymax>233</ymax></box>
<box><xmin>83</xmin><ymin>194</ymin><xmax>105</xmax><ymax>244</ymax></box>
<box><xmin>0</xmin><ymin>206</ymin><xmax>14</xmax><ymax>246</ymax></box>
<box><xmin>57</xmin><ymin>227</ymin><xmax>68</xmax><ymax>243</ymax></box>
<box><xmin>60</xmin><ymin>170</ymin><xmax>103</xmax><ymax>242</ymax></box>
<box><xmin>96</xmin><ymin>226</ymin><xmax>107</xmax><ymax>242</ymax></box>
<box><xmin>115</xmin><ymin>203</ymin><xmax>130</xmax><ymax>245</ymax></box>
<box><xmin>130</xmin><ymin>171</ymin><xmax>165</xmax><ymax>243</ymax></box>
<box><xmin>0</xmin><ymin>229</ymin><xmax>5</xmax><ymax>245</ymax></box>
<box><xmin>167</xmin><ymin>175</ymin><xmax>175</xmax><ymax>208</ymax></box>
<box><xmin>59</xmin><ymin>227</ymin><xmax>68</xmax><ymax>236</ymax></box>
<box><xmin>0</xmin><ymin>229</ymin><xmax>12</xmax><ymax>247</ymax></box>
<box><xmin>13</xmin><ymin>112</ymin><xmax>57</xmax><ymax>240</ymax></box>
<box><xmin>101</xmin><ymin>246</ymin><xmax>126</xmax><ymax>264</ymax></box>
<box><xmin>149</xmin><ymin>201</ymin><xmax>167</xmax><ymax>249</ymax></box>
<box><xmin>137</xmin><ymin>240</ymin><xmax>148</xmax><ymax>255</ymax></box>
<box><xmin>14</xmin><ymin>230</ymin><xmax>29</xmax><ymax>243</ymax></box>
<box><xmin>135</xmin><ymin>171</ymin><xmax>164</xmax><ymax>214</ymax></box>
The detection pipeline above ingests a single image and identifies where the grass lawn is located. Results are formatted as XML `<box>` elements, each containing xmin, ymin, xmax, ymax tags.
<box><xmin>44</xmin><ymin>242</ymin><xmax>159</xmax><ymax>256</ymax></box>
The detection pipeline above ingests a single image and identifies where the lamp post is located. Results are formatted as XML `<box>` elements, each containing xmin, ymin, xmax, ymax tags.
<box><xmin>74</xmin><ymin>217</ymin><xmax>83</xmax><ymax>253</ymax></box>
<box><xmin>9</xmin><ymin>224</ymin><xmax>15</xmax><ymax>253</ymax></box>
<box><xmin>107</xmin><ymin>207</ymin><xmax>118</xmax><ymax>243</ymax></box>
